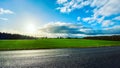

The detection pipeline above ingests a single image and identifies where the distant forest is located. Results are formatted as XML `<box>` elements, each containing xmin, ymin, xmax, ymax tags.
<box><xmin>0</xmin><ymin>32</ymin><xmax>120</xmax><ymax>41</ymax></box>
<box><xmin>83</xmin><ymin>35</ymin><xmax>120</xmax><ymax>41</ymax></box>
<box><xmin>0</xmin><ymin>32</ymin><xmax>36</xmax><ymax>39</ymax></box>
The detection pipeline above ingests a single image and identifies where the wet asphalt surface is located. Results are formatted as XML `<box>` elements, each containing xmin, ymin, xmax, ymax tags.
<box><xmin>0</xmin><ymin>47</ymin><xmax>120</xmax><ymax>68</ymax></box>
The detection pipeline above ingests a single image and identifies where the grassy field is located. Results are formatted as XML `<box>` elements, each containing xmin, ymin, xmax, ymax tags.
<box><xmin>0</xmin><ymin>39</ymin><xmax>120</xmax><ymax>50</ymax></box>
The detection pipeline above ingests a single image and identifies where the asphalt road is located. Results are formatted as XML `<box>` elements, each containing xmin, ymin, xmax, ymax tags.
<box><xmin>0</xmin><ymin>47</ymin><xmax>120</xmax><ymax>68</ymax></box>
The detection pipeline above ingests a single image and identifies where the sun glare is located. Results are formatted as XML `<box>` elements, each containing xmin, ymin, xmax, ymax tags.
<box><xmin>25</xmin><ymin>24</ymin><xmax>37</xmax><ymax>34</ymax></box>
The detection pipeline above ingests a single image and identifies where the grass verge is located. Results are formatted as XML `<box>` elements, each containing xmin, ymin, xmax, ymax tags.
<box><xmin>0</xmin><ymin>39</ymin><xmax>120</xmax><ymax>50</ymax></box>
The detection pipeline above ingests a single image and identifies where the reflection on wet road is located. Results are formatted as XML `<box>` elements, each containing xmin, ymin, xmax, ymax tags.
<box><xmin>0</xmin><ymin>47</ymin><xmax>120</xmax><ymax>68</ymax></box>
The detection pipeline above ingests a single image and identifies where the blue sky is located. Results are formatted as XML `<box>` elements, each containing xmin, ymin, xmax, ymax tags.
<box><xmin>0</xmin><ymin>0</ymin><xmax>120</xmax><ymax>37</ymax></box>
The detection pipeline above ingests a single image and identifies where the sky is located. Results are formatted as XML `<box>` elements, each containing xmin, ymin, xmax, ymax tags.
<box><xmin>0</xmin><ymin>0</ymin><xmax>120</xmax><ymax>37</ymax></box>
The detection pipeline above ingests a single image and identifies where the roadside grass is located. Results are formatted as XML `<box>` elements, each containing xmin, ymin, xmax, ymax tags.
<box><xmin>0</xmin><ymin>39</ymin><xmax>120</xmax><ymax>50</ymax></box>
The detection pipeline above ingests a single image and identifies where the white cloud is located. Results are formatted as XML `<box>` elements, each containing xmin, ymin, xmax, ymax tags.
<box><xmin>56</xmin><ymin>0</ymin><xmax>91</xmax><ymax>13</ymax></box>
<box><xmin>39</xmin><ymin>22</ymin><xmax>84</xmax><ymax>34</ymax></box>
<box><xmin>93</xmin><ymin>0</ymin><xmax>120</xmax><ymax>17</ymax></box>
<box><xmin>56</xmin><ymin>0</ymin><xmax>120</xmax><ymax>27</ymax></box>
<box><xmin>82</xmin><ymin>17</ymin><xmax>91</xmax><ymax>22</ymax></box>
<box><xmin>89</xmin><ymin>0</ymin><xmax>120</xmax><ymax>24</ymax></box>
<box><xmin>89</xmin><ymin>0</ymin><xmax>120</xmax><ymax>23</ymax></box>
<box><xmin>77</xmin><ymin>16</ymin><xmax>81</xmax><ymax>21</ymax></box>
<box><xmin>38</xmin><ymin>22</ymin><xmax>84</xmax><ymax>37</ymax></box>
<box><xmin>57</xmin><ymin>0</ymin><xmax>120</xmax><ymax>16</ymax></box>
<box><xmin>97</xmin><ymin>16</ymin><xmax>105</xmax><ymax>23</ymax></box>
<box><xmin>105</xmin><ymin>25</ymin><xmax>120</xmax><ymax>30</ymax></box>
<box><xmin>91</xmin><ymin>0</ymin><xmax>108</xmax><ymax>8</ymax></box>
<box><xmin>82</xmin><ymin>17</ymin><xmax>97</xmax><ymax>24</ymax></box>
<box><xmin>102</xmin><ymin>20</ymin><xmax>114</xmax><ymax>27</ymax></box>
<box><xmin>113</xmin><ymin>16</ymin><xmax>120</xmax><ymax>20</ymax></box>
<box><xmin>36</xmin><ymin>22</ymin><xmax>120</xmax><ymax>37</ymax></box>
<box><xmin>0</xmin><ymin>18</ymin><xmax>8</xmax><ymax>21</ymax></box>
<box><xmin>57</xmin><ymin>0</ymin><xmax>67</xmax><ymax>4</ymax></box>
<box><xmin>0</xmin><ymin>8</ymin><xmax>14</xmax><ymax>15</ymax></box>
<box><xmin>56</xmin><ymin>7</ymin><xmax>71</xmax><ymax>13</ymax></box>
<box><xmin>103</xmin><ymin>25</ymin><xmax>120</xmax><ymax>34</ymax></box>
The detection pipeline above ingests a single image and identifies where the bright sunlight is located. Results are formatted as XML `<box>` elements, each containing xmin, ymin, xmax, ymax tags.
<box><xmin>25</xmin><ymin>24</ymin><xmax>37</xmax><ymax>34</ymax></box>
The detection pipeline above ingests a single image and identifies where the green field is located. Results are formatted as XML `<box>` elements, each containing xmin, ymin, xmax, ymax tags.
<box><xmin>0</xmin><ymin>39</ymin><xmax>120</xmax><ymax>50</ymax></box>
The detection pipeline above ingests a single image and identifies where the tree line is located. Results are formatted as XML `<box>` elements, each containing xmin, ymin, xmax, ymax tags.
<box><xmin>0</xmin><ymin>32</ymin><xmax>120</xmax><ymax>41</ymax></box>
<box><xmin>0</xmin><ymin>32</ymin><xmax>36</xmax><ymax>39</ymax></box>
<box><xmin>83</xmin><ymin>35</ymin><xmax>120</xmax><ymax>41</ymax></box>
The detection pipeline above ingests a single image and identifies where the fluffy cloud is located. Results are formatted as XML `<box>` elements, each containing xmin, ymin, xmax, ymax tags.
<box><xmin>57</xmin><ymin>0</ymin><xmax>67</xmax><ymax>4</ymax></box>
<box><xmin>0</xmin><ymin>8</ymin><xmax>14</xmax><ymax>15</ymax></box>
<box><xmin>56</xmin><ymin>0</ymin><xmax>120</xmax><ymax>16</ymax></box>
<box><xmin>39</xmin><ymin>22</ymin><xmax>85</xmax><ymax>34</ymax></box>
<box><xmin>90</xmin><ymin>0</ymin><xmax>108</xmax><ymax>8</ymax></box>
<box><xmin>38</xmin><ymin>22</ymin><xmax>120</xmax><ymax>37</ymax></box>
<box><xmin>82</xmin><ymin>17</ymin><xmax>91</xmax><ymax>22</ymax></box>
<box><xmin>56</xmin><ymin>0</ymin><xmax>120</xmax><ymax>27</ymax></box>
<box><xmin>56</xmin><ymin>0</ymin><xmax>91</xmax><ymax>13</ymax></box>
<box><xmin>102</xmin><ymin>20</ymin><xmax>114</xmax><ymax>27</ymax></box>
<box><xmin>93</xmin><ymin>0</ymin><xmax>120</xmax><ymax>17</ymax></box>
<box><xmin>88</xmin><ymin>0</ymin><xmax>120</xmax><ymax>27</ymax></box>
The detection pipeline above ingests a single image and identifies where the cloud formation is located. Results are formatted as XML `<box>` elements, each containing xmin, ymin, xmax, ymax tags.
<box><xmin>56</xmin><ymin>0</ymin><xmax>120</xmax><ymax>15</ymax></box>
<box><xmin>56</xmin><ymin>0</ymin><xmax>91</xmax><ymax>13</ymax></box>
<box><xmin>39</xmin><ymin>22</ymin><xmax>85</xmax><ymax>34</ymax></box>
<box><xmin>38</xmin><ymin>22</ymin><xmax>120</xmax><ymax>37</ymax></box>
<box><xmin>0</xmin><ymin>8</ymin><xmax>14</xmax><ymax>15</ymax></box>
<box><xmin>102</xmin><ymin>20</ymin><xmax>114</xmax><ymax>27</ymax></box>
<box><xmin>56</xmin><ymin>0</ymin><xmax>120</xmax><ymax>27</ymax></box>
<box><xmin>57</xmin><ymin>0</ymin><xmax>67</xmax><ymax>4</ymax></box>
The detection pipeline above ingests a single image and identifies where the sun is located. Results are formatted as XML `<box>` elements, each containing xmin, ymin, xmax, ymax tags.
<box><xmin>25</xmin><ymin>24</ymin><xmax>37</xmax><ymax>34</ymax></box>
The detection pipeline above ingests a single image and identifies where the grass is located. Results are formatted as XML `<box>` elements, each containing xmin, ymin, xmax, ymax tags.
<box><xmin>0</xmin><ymin>39</ymin><xmax>120</xmax><ymax>50</ymax></box>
